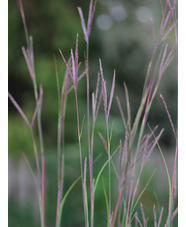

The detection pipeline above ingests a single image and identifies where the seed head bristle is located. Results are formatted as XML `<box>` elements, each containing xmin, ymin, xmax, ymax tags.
<box><xmin>77</xmin><ymin>7</ymin><xmax>88</xmax><ymax>43</ymax></box>
<box><xmin>107</xmin><ymin>70</ymin><xmax>116</xmax><ymax>120</ymax></box>
<box><xmin>99</xmin><ymin>59</ymin><xmax>107</xmax><ymax>118</ymax></box>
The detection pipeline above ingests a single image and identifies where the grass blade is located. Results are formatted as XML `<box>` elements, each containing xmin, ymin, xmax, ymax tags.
<box><xmin>94</xmin><ymin>146</ymin><xmax>119</xmax><ymax>193</ymax></box>
<box><xmin>57</xmin><ymin>175</ymin><xmax>81</xmax><ymax>227</ymax></box>
<box><xmin>132</xmin><ymin>170</ymin><xmax>156</xmax><ymax>214</ymax></box>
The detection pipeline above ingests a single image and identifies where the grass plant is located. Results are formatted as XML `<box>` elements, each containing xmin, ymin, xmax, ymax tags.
<box><xmin>9</xmin><ymin>0</ymin><xmax>178</xmax><ymax>226</ymax></box>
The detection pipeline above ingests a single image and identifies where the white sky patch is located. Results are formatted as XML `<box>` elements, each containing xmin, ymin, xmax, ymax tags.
<box><xmin>96</xmin><ymin>14</ymin><xmax>113</xmax><ymax>30</ymax></box>
<box><xmin>110</xmin><ymin>4</ymin><xmax>127</xmax><ymax>22</ymax></box>
<box><xmin>135</xmin><ymin>6</ymin><xmax>152</xmax><ymax>23</ymax></box>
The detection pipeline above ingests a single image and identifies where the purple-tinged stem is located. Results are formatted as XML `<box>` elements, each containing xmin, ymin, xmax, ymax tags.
<box><xmin>135</xmin><ymin>213</ymin><xmax>143</xmax><ymax>227</ymax></box>
<box><xmin>161</xmin><ymin>1</ymin><xmax>168</xmax><ymax>29</ymax></box>
<box><xmin>153</xmin><ymin>205</ymin><xmax>157</xmax><ymax>227</ymax></box>
<box><xmin>112</xmin><ymin>179</ymin><xmax>126</xmax><ymax>227</ymax></box>
<box><xmin>157</xmin><ymin>207</ymin><xmax>164</xmax><ymax>227</ymax></box>
<box><xmin>55</xmin><ymin>63</ymin><xmax>69</xmax><ymax>227</ymax></box>
<box><xmin>41</xmin><ymin>150</ymin><xmax>45</xmax><ymax>227</ymax></box>
<box><xmin>106</xmin><ymin>119</ymin><xmax>111</xmax><ymax>223</ymax></box>
<box><xmin>8</xmin><ymin>93</ymin><xmax>30</xmax><ymax>128</ymax></box>
<box><xmin>160</xmin><ymin>95</ymin><xmax>178</xmax><ymax>221</ymax></box>
<box><xmin>55</xmin><ymin>152</ymin><xmax>64</xmax><ymax>227</ymax></box>
<box><xmin>90</xmin><ymin>75</ymin><xmax>101</xmax><ymax>226</ymax></box>
<box><xmin>67</xmin><ymin>70</ymin><xmax>86</xmax><ymax>94</ymax></box>
<box><xmin>31</xmin><ymin>130</ymin><xmax>41</xmax><ymax>189</ymax></box>
<box><xmin>116</xmin><ymin>96</ymin><xmax>127</xmax><ymax>131</ymax></box>
<box><xmin>160</xmin><ymin>95</ymin><xmax>177</xmax><ymax>139</ymax></box>
<box><xmin>171</xmin><ymin>207</ymin><xmax>178</xmax><ymax>222</ymax></box>
<box><xmin>18</xmin><ymin>1</ymin><xmax>46</xmax><ymax>225</ymax></box>
<box><xmin>37</xmin><ymin>87</ymin><xmax>45</xmax><ymax>227</ymax></box>
<box><xmin>86</xmin><ymin>40</ymin><xmax>91</xmax><ymax>171</ymax></box>
<box><xmin>78</xmin><ymin>3</ymin><xmax>97</xmax><ymax>223</ymax></box>
<box><xmin>85</xmin><ymin>40</ymin><xmax>94</xmax><ymax>227</ymax></box>
<box><xmin>126</xmin><ymin>175</ymin><xmax>134</xmax><ymax>227</ymax></box>
<box><xmin>75</xmin><ymin>91</ymin><xmax>88</xmax><ymax>227</ymax></box>
<box><xmin>140</xmin><ymin>203</ymin><xmax>147</xmax><ymax>227</ymax></box>
<box><xmin>22</xmin><ymin>47</ymin><xmax>34</xmax><ymax>82</ymax></box>
<box><xmin>170</xmin><ymin>145</ymin><xmax>178</xmax><ymax>218</ymax></box>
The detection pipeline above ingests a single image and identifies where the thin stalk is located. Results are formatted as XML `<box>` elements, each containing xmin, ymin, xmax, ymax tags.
<box><xmin>125</xmin><ymin>175</ymin><xmax>134</xmax><ymax>227</ymax></box>
<box><xmin>31</xmin><ymin>129</ymin><xmax>41</xmax><ymax>189</ymax></box>
<box><xmin>75</xmin><ymin>91</ymin><xmax>89</xmax><ymax>227</ymax></box>
<box><xmin>86</xmin><ymin>38</ymin><xmax>94</xmax><ymax>227</ymax></box>
<box><xmin>53</xmin><ymin>55</ymin><xmax>61</xmax><ymax>186</ymax></box>
<box><xmin>86</xmin><ymin>41</ymin><xmax>90</xmax><ymax>156</ymax></box>
<box><xmin>160</xmin><ymin>94</ymin><xmax>178</xmax><ymax>226</ymax></box>
<box><xmin>84</xmin><ymin>158</ymin><xmax>89</xmax><ymax>227</ymax></box>
<box><xmin>112</xmin><ymin>179</ymin><xmax>126</xmax><ymax>227</ymax></box>
<box><xmin>148</xmin><ymin>124</ymin><xmax>172</xmax><ymax>227</ymax></box>
<box><xmin>128</xmin><ymin>90</ymin><xmax>152</xmax><ymax>223</ymax></box>
<box><xmin>33</xmin><ymin>74</ymin><xmax>45</xmax><ymax>227</ymax></box>
<box><xmin>57</xmin><ymin>152</ymin><xmax>103</xmax><ymax>227</ymax></box>
<box><xmin>41</xmin><ymin>147</ymin><xmax>45</xmax><ymax>227</ymax></box>
<box><xmin>86</xmin><ymin>39</ymin><xmax>93</xmax><ymax>227</ymax></box>
<box><xmin>55</xmin><ymin>67</ymin><xmax>68</xmax><ymax>227</ymax></box>
<box><xmin>124</xmin><ymin>86</ymin><xmax>149</xmax><ymax>181</ymax></box>
<box><xmin>130</xmin><ymin>90</ymin><xmax>152</xmax><ymax>211</ymax></box>
<box><xmin>56</xmin><ymin>151</ymin><xmax>64</xmax><ymax>227</ymax></box>
<box><xmin>106</xmin><ymin>119</ymin><xmax>111</xmax><ymax>225</ymax></box>
<box><xmin>170</xmin><ymin>144</ymin><xmax>177</xmax><ymax>224</ymax></box>
<box><xmin>55</xmin><ymin>113</ymin><xmax>62</xmax><ymax>226</ymax></box>
<box><xmin>90</xmin><ymin>124</ymin><xmax>95</xmax><ymax>227</ymax></box>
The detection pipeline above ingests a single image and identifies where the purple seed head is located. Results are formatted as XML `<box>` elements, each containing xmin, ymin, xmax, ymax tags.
<box><xmin>77</xmin><ymin>7</ymin><xmax>88</xmax><ymax>43</ymax></box>
<box><xmin>87</xmin><ymin>0</ymin><xmax>97</xmax><ymax>37</ymax></box>
<box><xmin>99</xmin><ymin>59</ymin><xmax>107</xmax><ymax>118</ymax></box>
<box><xmin>107</xmin><ymin>70</ymin><xmax>116</xmax><ymax>120</ymax></box>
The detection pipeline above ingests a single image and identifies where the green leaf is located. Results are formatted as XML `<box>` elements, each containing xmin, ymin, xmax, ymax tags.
<box><xmin>57</xmin><ymin>175</ymin><xmax>81</xmax><ymax>227</ymax></box>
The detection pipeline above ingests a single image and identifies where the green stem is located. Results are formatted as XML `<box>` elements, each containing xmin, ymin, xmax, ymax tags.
<box><xmin>33</xmin><ymin>72</ymin><xmax>45</xmax><ymax>227</ymax></box>
<box><xmin>106</xmin><ymin>119</ymin><xmax>111</xmax><ymax>225</ymax></box>
<box><xmin>75</xmin><ymin>91</ymin><xmax>89</xmax><ymax>227</ymax></box>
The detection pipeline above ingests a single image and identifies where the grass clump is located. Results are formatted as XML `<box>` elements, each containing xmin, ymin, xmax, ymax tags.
<box><xmin>9</xmin><ymin>0</ymin><xmax>177</xmax><ymax>226</ymax></box>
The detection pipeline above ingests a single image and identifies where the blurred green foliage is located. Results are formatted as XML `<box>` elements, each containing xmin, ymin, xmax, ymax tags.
<box><xmin>9</xmin><ymin>200</ymin><xmax>38</xmax><ymax>227</ymax></box>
